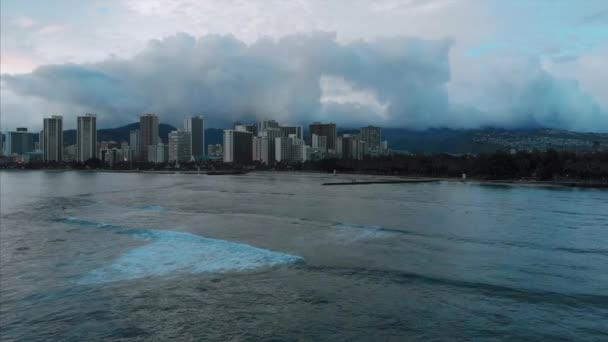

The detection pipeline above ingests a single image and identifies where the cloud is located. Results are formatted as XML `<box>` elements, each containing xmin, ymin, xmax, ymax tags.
<box><xmin>14</xmin><ymin>16</ymin><xmax>36</xmax><ymax>28</ymax></box>
<box><xmin>36</xmin><ymin>25</ymin><xmax>66</xmax><ymax>36</ymax></box>
<box><xmin>1</xmin><ymin>32</ymin><xmax>607</xmax><ymax>131</ymax></box>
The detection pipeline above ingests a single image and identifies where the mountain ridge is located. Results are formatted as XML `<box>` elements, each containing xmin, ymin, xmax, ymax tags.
<box><xmin>62</xmin><ymin>123</ymin><xmax>608</xmax><ymax>154</ymax></box>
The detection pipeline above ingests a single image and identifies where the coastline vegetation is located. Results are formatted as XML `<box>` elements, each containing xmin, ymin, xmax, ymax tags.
<box><xmin>2</xmin><ymin>149</ymin><xmax>608</xmax><ymax>183</ymax></box>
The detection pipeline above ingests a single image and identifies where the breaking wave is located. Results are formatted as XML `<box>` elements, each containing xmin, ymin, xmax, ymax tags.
<box><xmin>59</xmin><ymin>218</ymin><xmax>304</xmax><ymax>284</ymax></box>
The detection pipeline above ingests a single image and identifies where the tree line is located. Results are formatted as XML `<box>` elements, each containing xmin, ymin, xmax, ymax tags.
<box><xmin>3</xmin><ymin>149</ymin><xmax>608</xmax><ymax>182</ymax></box>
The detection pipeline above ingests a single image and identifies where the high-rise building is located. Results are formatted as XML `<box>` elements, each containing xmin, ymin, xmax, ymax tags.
<box><xmin>184</xmin><ymin>116</ymin><xmax>205</xmax><ymax>160</ymax></box>
<box><xmin>223</xmin><ymin>130</ymin><xmax>252</xmax><ymax>164</ymax></box>
<box><xmin>309</xmin><ymin>122</ymin><xmax>337</xmax><ymax>150</ymax></box>
<box><xmin>234</xmin><ymin>123</ymin><xmax>257</xmax><ymax>135</ymax></box>
<box><xmin>342</xmin><ymin>135</ymin><xmax>354</xmax><ymax>160</ymax></box>
<box><xmin>77</xmin><ymin>114</ymin><xmax>97</xmax><ymax>162</ymax></box>
<box><xmin>336</xmin><ymin>136</ymin><xmax>343</xmax><ymax>155</ymax></box>
<box><xmin>253</xmin><ymin>136</ymin><xmax>269</xmax><ymax>164</ymax></box>
<box><xmin>168</xmin><ymin>130</ymin><xmax>192</xmax><ymax>162</ymax></box>
<box><xmin>139</xmin><ymin>113</ymin><xmax>159</xmax><ymax>162</ymax></box>
<box><xmin>360</xmin><ymin>126</ymin><xmax>382</xmax><ymax>153</ymax></box>
<box><xmin>275</xmin><ymin>135</ymin><xmax>306</xmax><ymax>162</ymax></box>
<box><xmin>258</xmin><ymin>127</ymin><xmax>281</xmax><ymax>164</ymax></box>
<box><xmin>148</xmin><ymin>143</ymin><xmax>168</xmax><ymax>163</ymax></box>
<box><xmin>4</xmin><ymin>128</ymin><xmax>36</xmax><ymax>155</ymax></box>
<box><xmin>43</xmin><ymin>115</ymin><xmax>63</xmax><ymax>162</ymax></box>
<box><xmin>311</xmin><ymin>134</ymin><xmax>327</xmax><ymax>151</ymax></box>
<box><xmin>129</xmin><ymin>130</ymin><xmax>140</xmax><ymax>161</ymax></box>
<box><xmin>256</xmin><ymin>119</ymin><xmax>280</xmax><ymax>133</ymax></box>
<box><xmin>341</xmin><ymin>135</ymin><xmax>365</xmax><ymax>160</ymax></box>
<box><xmin>280</xmin><ymin>125</ymin><xmax>303</xmax><ymax>140</ymax></box>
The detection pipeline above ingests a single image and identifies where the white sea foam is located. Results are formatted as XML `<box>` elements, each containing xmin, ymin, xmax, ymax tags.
<box><xmin>60</xmin><ymin>218</ymin><xmax>303</xmax><ymax>284</ymax></box>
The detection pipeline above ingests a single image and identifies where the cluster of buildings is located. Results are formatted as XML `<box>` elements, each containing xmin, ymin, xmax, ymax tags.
<box><xmin>1</xmin><ymin>113</ymin><xmax>388</xmax><ymax>166</ymax></box>
<box><xmin>0</xmin><ymin>116</ymin><xmax>66</xmax><ymax>163</ymax></box>
<box><xmin>1</xmin><ymin>114</ymin><xmax>206</xmax><ymax>165</ymax></box>
<box><xmin>134</xmin><ymin>114</ymin><xmax>206</xmax><ymax>164</ymax></box>
<box><xmin>473</xmin><ymin>129</ymin><xmax>608</xmax><ymax>153</ymax></box>
<box><xmin>223</xmin><ymin>120</ymin><xmax>387</xmax><ymax>164</ymax></box>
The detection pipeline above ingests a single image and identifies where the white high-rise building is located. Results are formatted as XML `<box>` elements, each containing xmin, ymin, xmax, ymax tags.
<box><xmin>183</xmin><ymin>116</ymin><xmax>205</xmax><ymax>160</ymax></box>
<box><xmin>43</xmin><ymin>115</ymin><xmax>63</xmax><ymax>162</ymax></box>
<box><xmin>275</xmin><ymin>135</ymin><xmax>306</xmax><ymax>162</ymax></box>
<box><xmin>257</xmin><ymin>127</ymin><xmax>281</xmax><ymax>164</ymax></box>
<box><xmin>148</xmin><ymin>143</ymin><xmax>168</xmax><ymax>163</ymax></box>
<box><xmin>253</xmin><ymin>136</ymin><xmax>269</xmax><ymax>164</ymax></box>
<box><xmin>168</xmin><ymin>130</ymin><xmax>192</xmax><ymax>162</ymax></box>
<box><xmin>77</xmin><ymin>114</ymin><xmax>97</xmax><ymax>162</ymax></box>
<box><xmin>256</xmin><ymin>119</ymin><xmax>280</xmax><ymax>133</ymax></box>
<box><xmin>312</xmin><ymin>134</ymin><xmax>327</xmax><ymax>151</ymax></box>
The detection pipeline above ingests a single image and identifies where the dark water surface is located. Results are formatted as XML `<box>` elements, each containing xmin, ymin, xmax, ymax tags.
<box><xmin>1</xmin><ymin>171</ymin><xmax>607</xmax><ymax>341</ymax></box>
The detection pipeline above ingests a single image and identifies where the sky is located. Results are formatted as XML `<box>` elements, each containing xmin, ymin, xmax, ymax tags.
<box><xmin>1</xmin><ymin>0</ymin><xmax>607</xmax><ymax>131</ymax></box>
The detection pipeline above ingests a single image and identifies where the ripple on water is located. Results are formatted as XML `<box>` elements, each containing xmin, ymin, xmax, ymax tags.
<box><xmin>141</xmin><ymin>205</ymin><xmax>167</xmax><ymax>212</ymax></box>
<box><xmin>331</xmin><ymin>223</ymin><xmax>401</xmax><ymax>241</ymax></box>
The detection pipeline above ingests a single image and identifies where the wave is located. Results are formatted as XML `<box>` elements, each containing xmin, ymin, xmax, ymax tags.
<box><xmin>58</xmin><ymin>218</ymin><xmax>304</xmax><ymax>284</ymax></box>
<box><xmin>333</xmin><ymin>222</ymin><xmax>608</xmax><ymax>257</ymax></box>
<box><xmin>306</xmin><ymin>265</ymin><xmax>608</xmax><ymax>309</ymax></box>
<box><xmin>141</xmin><ymin>205</ymin><xmax>167</xmax><ymax>212</ymax></box>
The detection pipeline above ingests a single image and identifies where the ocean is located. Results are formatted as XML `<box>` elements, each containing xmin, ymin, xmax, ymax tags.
<box><xmin>1</xmin><ymin>171</ymin><xmax>607</xmax><ymax>341</ymax></box>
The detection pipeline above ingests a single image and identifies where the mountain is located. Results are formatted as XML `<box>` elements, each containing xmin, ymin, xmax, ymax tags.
<box><xmin>62</xmin><ymin>123</ymin><xmax>608</xmax><ymax>154</ymax></box>
<box><xmin>64</xmin><ymin>123</ymin><xmax>177</xmax><ymax>146</ymax></box>
<box><xmin>64</xmin><ymin>123</ymin><xmax>224</xmax><ymax>148</ymax></box>
<box><xmin>380</xmin><ymin>128</ymin><xmax>608</xmax><ymax>154</ymax></box>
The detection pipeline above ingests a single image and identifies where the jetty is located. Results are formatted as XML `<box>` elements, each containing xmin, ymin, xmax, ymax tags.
<box><xmin>322</xmin><ymin>179</ymin><xmax>439</xmax><ymax>186</ymax></box>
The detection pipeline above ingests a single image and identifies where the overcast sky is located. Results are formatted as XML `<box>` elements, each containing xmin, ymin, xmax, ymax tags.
<box><xmin>1</xmin><ymin>0</ymin><xmax>607</xmax><ymax>131</ymax></box>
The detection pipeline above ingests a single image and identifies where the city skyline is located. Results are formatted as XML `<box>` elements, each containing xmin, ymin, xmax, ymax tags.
<box><xmin>1</xmin><ymin>111</ymin><xmax>390</xmax><ymax>164</ymax></box>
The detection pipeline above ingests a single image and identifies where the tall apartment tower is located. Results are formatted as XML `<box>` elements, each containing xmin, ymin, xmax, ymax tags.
<box><xmin>183</xmin><ymin>116</ymin><xmax>205</xmax><ymax>160</ymax></box>
<box><xmin>43</xmin><ymin>115</ymin><xmax>63</xmax><ymax>162</ymax></box>
<box><xmin>280</xmin><ymin>125</ymin><xmax>303</xmax><ymax>140</ymax></box>
<box><xmin>4</xmin><ymin>128</ymin><xmax>35</xmax><ymax>155</ymax></box>
<box><xmin>139</xmin><ymin>113</ymin><xmax>159</xmax><ymax>162</ymax></box>
<box><xmin>256</xmin><ymin>119</ymin><xmax>280</xmax><ymax>133</ymax></box>
<box><xmin>168</xmin><ymin>130</ymin><xmax>192</xmax><ymax>162</ymax></box>
<box><xmin>77</xmin><ymin>114</ymin><xmax>97</xmax><ymax>162</ymax></box>
<box><xmin>223</xmin><ymin>130</ymin><xmax>253</xmax><ymax>164</ymax></box>
<box><xmin>309</xmin><ymin>122</ymin><xmax>337</xmax><ymax>151</ymax></box>
<box><xmin>360</xmin><ymin>126</ymin><xmax>382</xmax><ymax>152</ymax></box>
<box><xmin>129</xmin><ymin>130</ymin><xmax>140</xmax><ymax>161</ymax></box>
<box><xmin>253</xmin><ymin>136</ymin><xmax>269</xmax><ymax>164</ymax></box>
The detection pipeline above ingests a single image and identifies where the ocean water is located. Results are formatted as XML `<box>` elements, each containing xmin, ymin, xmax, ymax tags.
<box><xmin>1</xmin><ymin>171</ymin><xmax>607</xmax><ymax>341</ymax></box>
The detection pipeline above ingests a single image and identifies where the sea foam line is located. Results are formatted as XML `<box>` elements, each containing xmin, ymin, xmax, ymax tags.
<box><xmin>59</xmin><ymin>217</ymin><xmax>304</xmax><ymax>284</ymax></box>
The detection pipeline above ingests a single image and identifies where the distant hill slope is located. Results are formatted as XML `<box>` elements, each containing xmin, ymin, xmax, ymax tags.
<box><xmin>65</xmin><ymin>123</ymin><xmax>177</xmax><ymax>146</ymax></box>
<box><xmin>63</xmin><ymin>124</ymin><xmax>608</xmax><ymax>154</ymax></box>
<box><xmin>381</xmin><ymin>128</ymin><xmax>608</xmax><ymax>154</ymax></box>
<box><xmin>64</xmin><ymin>123</ymin><xmax>224</xmax><ymax>148</ymax></box>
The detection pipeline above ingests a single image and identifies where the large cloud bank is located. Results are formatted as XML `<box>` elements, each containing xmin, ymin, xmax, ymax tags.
<box><xmin>2</xmin><ymin>32</ymin><xmax>607</xmax><ymax>130</ymax></box>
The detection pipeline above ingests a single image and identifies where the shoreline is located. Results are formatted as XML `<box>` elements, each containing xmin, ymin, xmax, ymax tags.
<box><xmin>1</xmin><ymin>168</ymin><xmax>607</xmax><ymax>189</ymax></box>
